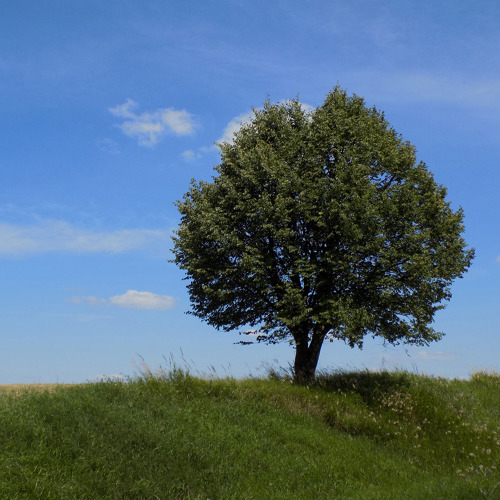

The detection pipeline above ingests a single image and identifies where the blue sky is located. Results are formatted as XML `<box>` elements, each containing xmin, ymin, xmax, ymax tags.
<box><xmin>1</xmin><ymin>0</ymin><xmax>499</xmax><ymax>383</ymax></box>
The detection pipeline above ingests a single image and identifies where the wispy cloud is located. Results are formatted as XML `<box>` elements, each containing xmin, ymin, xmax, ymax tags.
<box><xmin>180</xmin><ymin>149</ymin><xmax>205</xmax><ymax>163</ymax></box>
<box><xmin>0</xmin><ymin>220</ymin><xmax>171</xmax><ymax>256</ymax></box>
<box><xmin>410</xmin><ymin>351</ymin><xmax>459</xmax><ymax>362</ymax></box>
<box><xmin>381</xmin><ymin>349</ymin><xmax>459</xmax><ymax>366</ymax></box>
<box><xmin>68</xmin><ymin>296</ymin><xmax>108</xmax><ymax>306</ymax></box>
<box><xmin>109</xmin><ymin>99</ymin><xmax>196</xmax><ymax>146</ymax></box>
<box><xmin>96</xmin><ymin>137</ymin><xmax>120</xmax><ymax>155</ymax></box>
<box><xmin>69</xmin><ymin>290</ymin><xmax>177</xmax><ymax>311</ymax></box>
<box><xmin>358</xmin><ymin>72</ymin><xmax>500</xmax><ymax>109</ymax></box>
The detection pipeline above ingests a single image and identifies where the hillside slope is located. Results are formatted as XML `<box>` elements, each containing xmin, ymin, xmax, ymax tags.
<box><xmin>0</xmin><ymin>370</ymin><xmax>498</xmax><ymax>499</ymax></box>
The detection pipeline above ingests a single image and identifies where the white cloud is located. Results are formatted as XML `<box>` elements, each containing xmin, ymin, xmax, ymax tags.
<box><xmin>217</xmin><ymin>111</ymin><xmax>255</xmax><ymax>145</ymax></box>
<box><xmin>180</xmin><ymin>149</ymin><xmax>202</xmax><ymax>162</ymax></box>
<box><xmin>109</xmin><ymin>99</ymin><xmax>195</xmax><ymax>146</ymax></box>
<box><xmin>0</xmin><ymin>220</ymin><xmax>171</xmax><ymax>256</ymax></box>
<box><xmin>109</xmin><ymin>99</ymin><xmax>137</xmax><ymax>119</ymax></box>
<box><xmin>181</xmin><ymin>149</ymin><xmax>194</xmax><ymax>161</ymax></box>
<box><xmin>109</xmin><ymin>290</ymin><xmax>177</xmax><ymax>310</ymax></box>
<box><xmin>299</xmin><ymin>102</ymin><xmax>315</xmax><ymax>114</ymax></box>
<box><xmin>69</xmin><ymin>290</ymin><xmax>177</xmax><ymax>311</ymax></box>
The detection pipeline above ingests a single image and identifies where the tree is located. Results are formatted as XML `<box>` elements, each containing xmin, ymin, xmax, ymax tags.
<box><xmin>172</xmin><ymin>87</ymin><xmax>474</xmax><ymax>382</ymax></box>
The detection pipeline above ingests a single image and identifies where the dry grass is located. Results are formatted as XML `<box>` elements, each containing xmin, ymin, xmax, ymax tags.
<box><xmin>0</xmin><ymin>384</ymin><xmax>77</xmax><ymax>395</ymax></box>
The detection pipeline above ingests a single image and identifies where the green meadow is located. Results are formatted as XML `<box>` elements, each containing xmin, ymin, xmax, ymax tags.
<box><xmin>0</xmin><ymin>369</ymin><xmax>498</xmax><ymax>499</ymax></box>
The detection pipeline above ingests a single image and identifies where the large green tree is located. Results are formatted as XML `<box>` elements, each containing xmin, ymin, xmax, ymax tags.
<box><xmin>172</xmin><ymin>87</ymin><xmax>474</xmax><ymax>382</ymax></box>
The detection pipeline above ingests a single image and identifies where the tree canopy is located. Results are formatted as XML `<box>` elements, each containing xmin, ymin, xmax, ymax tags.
<box><xmin>172</xmin><ymin>87</ymin><xmax>474</xmax><ymax>382</ymax></box>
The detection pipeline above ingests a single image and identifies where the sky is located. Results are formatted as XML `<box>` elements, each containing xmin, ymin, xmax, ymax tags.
<box><xmin>1</xmin><ymin>0</ymin><xmax>499</xmax><ymax>384</ymax></box>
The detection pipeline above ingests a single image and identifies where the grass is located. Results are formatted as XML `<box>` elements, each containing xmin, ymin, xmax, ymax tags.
<box><xmin>0</xmin><ymin>384</ymin><xmax>77</xmax><ymax>395</ymax></box>
<box><xmin>0</xmin><ymin>368</ymin><xmax>498</xmax><ymax>499</ymax></box>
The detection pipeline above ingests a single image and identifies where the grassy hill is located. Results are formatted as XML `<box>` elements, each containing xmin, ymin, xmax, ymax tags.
<box><xmin>0</xmin><ymin>369</ymin><xmax>498</xmax><ymax>499</ymax></box>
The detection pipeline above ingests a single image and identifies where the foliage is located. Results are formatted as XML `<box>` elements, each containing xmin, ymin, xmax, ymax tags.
<box><xmin>0</xmin><ymin>371</ymin><xmax>498</xmax><ymax>499</ymax></box>
<box><xmin>172</xmin><ymin>86</ymin><xmax>474</xmax><ymax>380</ymax></box>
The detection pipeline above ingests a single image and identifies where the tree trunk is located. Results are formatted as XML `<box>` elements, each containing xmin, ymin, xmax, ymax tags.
<box><xmin>293</xmin><ymin>329</ymin><xmax>326</xmax><ymax>383</ymax></box>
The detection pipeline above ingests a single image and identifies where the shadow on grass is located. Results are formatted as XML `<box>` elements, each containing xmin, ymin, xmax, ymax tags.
<box><xmin>313</xmin><ymin>370</ymin><xmax>412</xmax><ymax>404</ymax></box>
